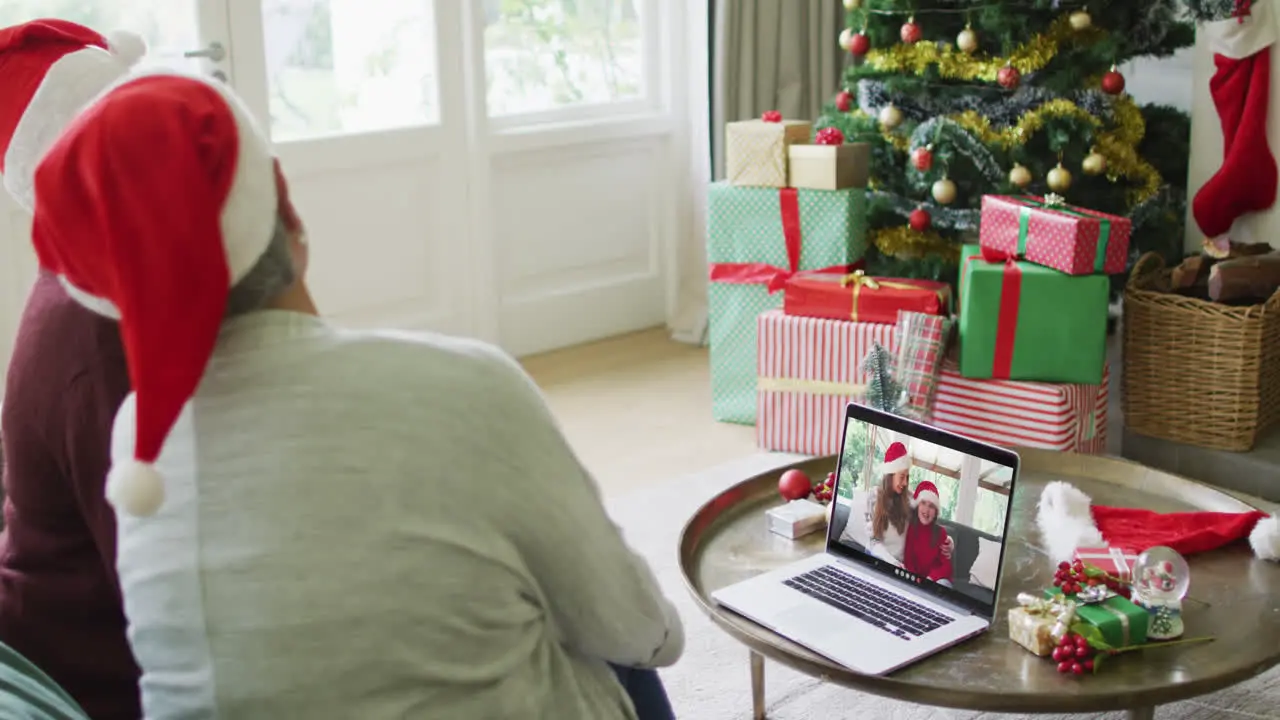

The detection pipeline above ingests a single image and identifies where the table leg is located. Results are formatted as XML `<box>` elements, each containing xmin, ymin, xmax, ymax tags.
<box><xmin>750</xmin><ymin>651</ymin><xmax>766</xmax><ymax>720</ymax></box>
<box><xmin>1126</xmin><ymin>707</ymin><xmax>1156</xmax><ymax>720</ymax></box>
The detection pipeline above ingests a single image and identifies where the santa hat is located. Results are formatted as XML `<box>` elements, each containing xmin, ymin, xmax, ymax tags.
<box><xmin>912</xmin><ymin>480</ymin><xmax>940</xmax><ymax>509</ymax></box>
<box><xmin>30</xmin><ymin>72</ymin><xmax>289</xmax><ymax>518</ymax></box>
<box><xmin>879</xmin><ymin>441</ymin><xmax>911</xmax><ymax>475</ymax></box>
<box><xmin>1036</xmin><ymin>481</ymin><xmax>1280</xmax><ymax>564</ymax></box>
<box><xmin>0</xmin><ymin>19</ymin><xmax>146</xmax><ymax>213</ymax></box>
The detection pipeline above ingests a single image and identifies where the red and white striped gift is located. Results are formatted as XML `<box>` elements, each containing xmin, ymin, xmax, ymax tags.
<box><xmin>931</xmin><ymin>358</ymin><xmax>1109</xmax><ymax>453</ymax></box>
<box><xmin>756</xmin><ymin>310</ymin><xmax>896</xmax><ymax>455</ymax></box>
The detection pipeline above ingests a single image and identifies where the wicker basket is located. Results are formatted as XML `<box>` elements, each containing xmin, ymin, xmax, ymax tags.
<box><xmin>1122</xmin><ymin>252</ymin><xmax>1280</xmax><ymax>452</ymax></box>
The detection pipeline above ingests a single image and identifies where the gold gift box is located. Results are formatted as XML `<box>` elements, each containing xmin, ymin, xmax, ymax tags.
<box><xmin>788</xmin><ymin>142</ymin><xmax>870</xmax><ymax>191</ymax></box>
<box><xmin>1008</xmin><ymin>607</ymin><xmax>1056</xmax><ymax>656</ymax></box>
<box><xmin>726</xmin><ymin>119</ymin><xmax>812</xmax><ymax>187</ymax></box>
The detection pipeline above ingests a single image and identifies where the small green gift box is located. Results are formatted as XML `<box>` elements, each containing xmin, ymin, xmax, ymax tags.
<box><xmin>1044</xmin><ymin>588</ymin><xmax>1148</xmax><ymax>647</ymax></box>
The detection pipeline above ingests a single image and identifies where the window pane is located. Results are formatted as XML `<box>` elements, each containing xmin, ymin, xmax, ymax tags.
<box><xmin>0</xmin><ymin>0</ymin><xmax>201</xmax><ymax>73</ymax></box>
<box><xmin>483</xmin><ymin>0</ymin><xmax>645</xmax><ymax>117</ymax></box>
<box><xmin>262</xmin><ymin>0</ymin><xmax>440</xmax><ymax>143</ymax></box>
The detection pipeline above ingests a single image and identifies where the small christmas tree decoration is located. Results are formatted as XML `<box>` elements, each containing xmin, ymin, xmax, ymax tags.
<box><xmin>1101</xmin><ymin>66</ymin><xmax>1126</xmax><ymax>95</ymax></box>
<box><xmin>839</xmin><ymin>27</ymin><xmax>853</xmax><ymax>51</ymax></box>
<box><xmin>900</xmin><ymin>17</ymin><xmax>922</xmax><ymax>45</ymax></box>
<box><xmin>761</xmin><ymin>110</ymin><xmax>783</xmax><ymax>122</ymax></box>
<box><xmin>909</xmin><ymin>207</ymin><xmax>932</xmax><ymax>232</ymax></box>
<box><xmin>956</xmin><ymin>25</ymin><xmax>979</xmax><ymax>54</ymax></box>
<box><xmin>835</xmin><ymin>90</ymin><xmax>853</xmax><ymax>112</ymax></box>
<box><xmin>861</xmin><ymin>343</ymin><xmax>905</xmax><ymax>415</ymax></box>
<box><xmin>815</xmin><ymin>126</ymin><xmax>845</xmax><ymax>145</ymax></box>
<box><xmin>1082</xmin><ymin>150</ymin><xmax>1107</xmax><ymax>175</ymax></box>
<box><xmin>997</xmin><ymin>64</ymin><xmax>1021</xmax><ymax>90</ymax></box>
<box><xmin>878</xmin><ymin>103</ymin><xmax>903</xmax><ymax>129</ymax></box>
<box><xmin>1069</xmin><ymin>11</ymin><xmax>1093</xmax><ymax>31</ymax></box>
<box><xmin>931</xmin><ymin>177</ymin><xmax>957</xmax><ymax>204</ymax></box>
<box><xmin>849</xmin><ymin>31</ymin><xmax>871</xmax><ymax>57</ymax></box>
<box><xmin>1008</xmin><ymin>163</ymin><xmax>1033</xmax><ymax>188</ymax></box>
<box><xmin>910</xmin><ymin>144</ymin><xmax>934</xmax><ymax>171</ymax></box>
<box><xmin>1047</xmin><ymin>163</ymin><xmax>1073</xmax><ymax>192</ymax></box>
<box><xmin>842</xmin><ymin>0</ymin><xmax>863</xmax><ymax>9</ymax></box>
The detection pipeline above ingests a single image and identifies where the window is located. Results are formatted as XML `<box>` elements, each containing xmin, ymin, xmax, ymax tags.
<box><xmin>483</xmin><ymin>0</ymin><xmax>648</xmax><ymax>118</ymax></box>
<box><xmin>0</xmin><ymin>0</ymin><xmax>201</xmax><ymax>72</ymax></box>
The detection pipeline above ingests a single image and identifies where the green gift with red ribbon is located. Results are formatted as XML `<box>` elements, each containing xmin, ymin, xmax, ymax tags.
<box><xmin>706</xmin><ymin>181</ymin><xmax>868</xmax><ymax>424</ymax></box>
<box><xmin>979</xmin><ymin>194</ymin><xmax>1131</xmax><ymax>276</ymax></box>
<box><xmin>958</xmin><ymin>244</ymin><xmax>1110</xmax><ymax>385</ymax></box>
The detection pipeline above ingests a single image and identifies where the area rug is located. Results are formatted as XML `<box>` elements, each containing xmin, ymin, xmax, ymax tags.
<box><xmin>605</xmin><ymin>453</ymin><xmax>1280</xmax><ymax>719</ymax></box>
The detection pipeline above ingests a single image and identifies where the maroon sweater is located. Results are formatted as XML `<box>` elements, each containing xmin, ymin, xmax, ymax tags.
<box><xmin>0</xmin><ymin>272</ymin><xmax>140</xmax><ymax>719</ymax></box>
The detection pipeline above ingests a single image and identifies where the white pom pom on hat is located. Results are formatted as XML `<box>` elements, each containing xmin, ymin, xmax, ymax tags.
<box><xmin>106</xmin><ymin>459</ymin><xmax>166</xmax><ymax>517</ymax></box>
<box><xmin>105</xmin><ymin>30</ymin><xmax>147</xmax><ymax>67</ymax></box>
<box><xmin>1250</xmin><ymin>515</ymin><xmax>1280</xmax><ymax>561</ymax></box>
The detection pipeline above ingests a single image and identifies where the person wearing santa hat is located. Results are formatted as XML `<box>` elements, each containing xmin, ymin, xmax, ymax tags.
<box><xmin>865</xmin><ymin>441</ymin><xmax>953</xmax><ymax>567</ymax></box>
<box><xmin>30</xmin><ymin>70</ymin><xmax>682</xmax><ymax>719</ymax></box>
<box><xmin>0</xmin><ymin>19</ymin><xmax>147</xmax><ymax>720</ymax></box>
<box><xmin>902</xmin><ymin>481</ymin><xmax>954</xmax><ymax>586</ymax></box>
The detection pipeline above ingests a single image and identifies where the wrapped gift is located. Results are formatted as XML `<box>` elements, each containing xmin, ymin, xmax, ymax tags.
<box><xmin>931</xmin><ymin>358</ymin><xmax>1108</xmax><ymax>453</ymax></box>
<box><xmin>1008</xmin><ymin>607</ymin><xmax>1058</xmax><ymax>656</ymax></box>
<box><xmin>1074</xmin><ymin>546</ymin><xmax>1141</xmax><ymax>582</ymax></box>
<box><xmin>726</xmin><ymin>117</ymin><xmax>812</xmax><ymax>187</ymax></box>
<box><xmin>957</xmin><ymin>244</ymin><xmax>1109</xmax><ymax>384</ymax></box>
<box><xmin>895</xmin><ymin>311</ymin><xmax>952</xmax><ymax>422</ymax></box>
<box><xmin>783</xmin><ymin>269</ymin><xmax>951</xmax><ymax>325</ymax></box>
<box><xmin>788</xmin><ymin>142</ymin><xmax>870</xmax><ymax>190</ymax></box>
<box><xmin>1045</xmin><ymin>588</ymin><xmax>1149</xmax><ymax>647</ymax></box>
<box><xmin>979</xmin><ymin>194</ymin><xmax>1132</xmax><ymax>276</ymax></box>
<box><xmin>708</xmin><ymin>183</ymin><xmax>868</xmax><ymax>424</ymax></box>
<box><xmin>756</xmin><ymin>310</ymin><xmax>894</xmax><ymax>453</ymax></box>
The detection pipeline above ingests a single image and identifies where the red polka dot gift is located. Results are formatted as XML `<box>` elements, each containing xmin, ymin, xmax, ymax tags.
<box><xmin>977</xmin><ymin>194</ymin><xmax>1132</xmax><ymax>277</ymax></box>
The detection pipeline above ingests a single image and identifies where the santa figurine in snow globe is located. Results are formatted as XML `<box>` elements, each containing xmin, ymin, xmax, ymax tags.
<box><xmin>1131</xmin><ymin>547</ymin><xmax>1190</xmax><ymax>640</ymax></box>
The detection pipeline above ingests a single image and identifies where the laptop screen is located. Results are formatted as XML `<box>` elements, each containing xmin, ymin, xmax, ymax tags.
<box><xmin>827</xmin><ymin>404</ymin><xmax>1019</xmax><ymax>619</ymax></box>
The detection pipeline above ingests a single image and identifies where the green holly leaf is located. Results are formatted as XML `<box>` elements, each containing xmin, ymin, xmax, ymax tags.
<box><xmin>1091</xmin><ymin>651</ymin><xmax>1107</xmax><ymax>674</ymax></box>
<box><xmin>1070</xmin><ymin>623</ymin><xmax>1113</xmax><ymax>652</ymax></box>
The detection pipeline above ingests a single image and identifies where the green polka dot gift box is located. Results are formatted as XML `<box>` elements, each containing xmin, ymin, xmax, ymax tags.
<box><xmin>706</xmin><ymin>182</ymin><xmax>868</xmax><ymax>424</ymax></box>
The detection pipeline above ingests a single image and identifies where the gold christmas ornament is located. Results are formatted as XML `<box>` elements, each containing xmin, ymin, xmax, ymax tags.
<box><xmin>843</xmin><ymin>0</ymin><xmax>863</xmax><ymax>9</ymax></box>
<box><xmin>956</xmin><ymin>27</ymin><xmax>979</xmax><ymax>54</ymax></box>
<box><xmin>1082</xmin><ymin>151</ymin><xmax>1108</xmax><ymax>175</ymax></box>
<box><xmin>1047</xmin><ymin>163</ymin><xmax>1073</xmax><ymax>193</ymax></box>
<box><xmin>878</xmin><ymin>104</ymin><xmax>904</xmax><ymax>129</ymax></box>
<box><xmin>865</xmin><ymin>14</ymin><xmax>1078</xmax><ymax>82</ymax></box>
<box><xmin>839</xmin><ymin>28</ymin><xmax>853</xmax><ymax>51</ymax></box>
<box><xmin>1069</xmin><ymin>11</ymin><xmax>1093</xmax><ymax>31</ymax></box>
<box><xmin>932</xmin><ymin>177</ymin><xmax>957</xmax><ymax>205</ymax></box>
<box><xmin>1008</xmin><ymin>164</ymin><xmax>1033</xmax><ymax>188</ymax></box>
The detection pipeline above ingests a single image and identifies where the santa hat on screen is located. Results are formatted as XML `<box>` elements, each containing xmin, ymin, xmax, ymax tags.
<box><xmin>879</xmin><ymin>441</ymin><xmax>911</xmax><ymax>475</ymax></box>
<box><xmin>912</xmin><ymin>480</ymin><xmax>940</xmax><ymax>509</ymax></box>
<box><xmin>31</xmin><ymin>72</ymin><xmax>296</xmax><ymax>518</ymax></box>
<box><xmin>1036</xmin><ymin>481</ymin><xmax>1280</xmax><ymax>564</ymax></box>
<box><xmin>0</xmin><ymin>18</ymin><xmax>146</xmax><ymax>213</ymax></box>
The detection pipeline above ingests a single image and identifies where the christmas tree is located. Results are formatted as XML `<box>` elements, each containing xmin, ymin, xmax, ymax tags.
<box><xmin>818</xmin><ymin>0</ymin><xmax>1194</xmax><ymax>282</ymax></box>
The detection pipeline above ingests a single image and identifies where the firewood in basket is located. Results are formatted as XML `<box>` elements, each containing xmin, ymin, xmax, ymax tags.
<box><xmin>1207</xmin><ymin>252</ymin><xmax>1280</xmax><ymax>303</ymax></box>
<box><xmin>1171</xmin><ymin>256</ymin><xmax>1212</xmax><ymax>291</ymax></box>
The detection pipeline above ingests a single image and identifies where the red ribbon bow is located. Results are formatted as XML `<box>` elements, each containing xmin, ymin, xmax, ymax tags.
<box><xmin>761</xmin><ymin>110</ymin><xmax>783</xmax><ymax>123</ymax></box>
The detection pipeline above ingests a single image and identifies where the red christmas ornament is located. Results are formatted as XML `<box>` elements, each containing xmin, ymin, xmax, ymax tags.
<box><xmin>909</xmin><ymin>207</ymin><xmax>931</xmax><ymax>232</ymax></box>
<box><xmin>1101</xmin><ymin>67</ymin><xmax>1126</xmax><ymax>95</ymax></box>
<box><xmin>778</xmin><ymin>469</ymin><xmax>813</xmax><ymax>501</ymax></box>
<box><xmin>997</xmin><ymin>64</ymin><xmax>1021</xmax><ymax>90</ymax></box>
<box><xmin>815</xmin><ymin>127</ymin><xmax>845</xmax><ymax>146</ymax></box>
<box><xmin>835</xmin><ymin>90</ymin><xmax>853</xmax><ymax>112</ymax></box>
<box><xmin>761</xmin><ymin>110</ymin><xmax>783</xmax><ymax>122</ymax></box>
<box><xmin>900</xmin><ymin>17</ymin><xmax>922</xmax><ymax>44</ymax></box>
<box><xmin>849</xmin><ymin>32</ymin><xmax>871</xmax><ymax>56</ymax></box>
<box><xmin>911</xmin><ymin>145</ymin><xmax>934</xmax><ymax>171</ymax></box>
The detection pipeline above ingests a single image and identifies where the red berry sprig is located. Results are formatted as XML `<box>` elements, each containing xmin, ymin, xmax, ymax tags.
<box><xmin>813</xmin><ymin>472</ymin><xmax>837</xmax><ymax>504</ymax></box>
<box><xmin>1051</xmin><ymin>632</ymin><xmax>1096</xmax><ymax>676</ymax></box>
<box><xmin>1053</xmin><ymin>560</ymin><xmax>1131</xmax><ymax>599</ymax></box>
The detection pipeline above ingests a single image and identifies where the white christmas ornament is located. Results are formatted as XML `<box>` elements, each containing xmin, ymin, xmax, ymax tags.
<box><xmin>843</xmin><ymin>0</ymin><xmax>864</xmax><ymax>9</ymax></box>
<box><xmin>1068</xmin><ymin>11</ymin><xmax>1092</xmax><ymax>31</ymax></box>
<box><xmin>1008</xmin><ymin>164</ymin><xmax>1033</xmax><ymax>188</ymax></box>
<box><xmin>957</xmin><ymin>28</ymin><xmax>979</xmax><ymax>54</ymax></box>
<box><xmin>878</xmin><ymin>104</ymin><xmax>903</xmax><ymax>129</ymax></box>
<box><xmin>839</xmin><ymin>28</ymin><xmax>853</xmax><ymax>51</ymax></box>
<box><xmin>931</xmin><ymin>178</ymin><xmax>957</xmax><ymax>204</ymax></box>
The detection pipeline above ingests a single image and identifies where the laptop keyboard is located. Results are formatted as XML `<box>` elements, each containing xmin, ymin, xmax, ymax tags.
<box><xmin>783</xmin><ymin>565</ymin><xmax>955</xmax><ymax>641</ymax></box>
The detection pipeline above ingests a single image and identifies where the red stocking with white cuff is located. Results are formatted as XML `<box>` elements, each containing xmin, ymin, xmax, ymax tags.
<box><xmin>1192</xmin><ymin>1</ymin><xmax>1280</xmax><ymax>240</ymax></box>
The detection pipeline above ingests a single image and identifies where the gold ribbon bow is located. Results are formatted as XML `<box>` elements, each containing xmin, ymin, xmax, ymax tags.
<box><xmin>1017</xmin><ymin>592</ymin><xmax>1078</xmax><ymax>642</ymax></box>
<box><xmin>1042</xmin><ymin>192</ymin><xmax>1066</xmax><ymax>207</ymax></box>
<box><xmin>838</xmin><ymin>270</ymin><xmax>950</xmax><ymax>322</ymax></box>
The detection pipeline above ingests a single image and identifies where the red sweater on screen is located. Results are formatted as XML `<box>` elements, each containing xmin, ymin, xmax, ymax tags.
<box><xmin>0</xmin><ymin>272</ymin><xmax>140</xmax><ymax>719</ymax></box>
<box><xmin>903</xmin><ymin>520</ymin><xmax>953</xmax><ymax>584</ymax></box>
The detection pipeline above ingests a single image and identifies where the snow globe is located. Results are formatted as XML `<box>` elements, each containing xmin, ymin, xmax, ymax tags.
<box><xmin>1131</xmin><ymin>546</ymin><xmax>1190</xmax><ymax>640</ymax></box>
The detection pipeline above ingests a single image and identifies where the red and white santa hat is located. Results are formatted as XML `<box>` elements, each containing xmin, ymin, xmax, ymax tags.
<box><xmin>912</xmin><ymin>480</ymin><xmax>940</xmax><ymax>509</ymax></box>
<box><xmin>1037</xmin><ymin>481</ymin><xmax>1280</xmax><ymax>564</ymax></box>
<box><xmin>31</xmin><ymin>72</ymin><xmax>293</xmax><ymax>518</ymax></box>
<box><xmin>879</xmin><ymin>441</ymin><xmax>911</xmax><ymax>475</ymax></box>
<box><xmin>0</xmin><ymin>19</ymin><xmax>145</xmax><ymax>213</ymax></box>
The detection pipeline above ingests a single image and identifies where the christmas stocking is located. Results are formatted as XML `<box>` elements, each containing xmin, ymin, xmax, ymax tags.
<box><xmin>1035</xmin><ymin>481</ymin><xmax>1280</xmax><ymax>563</ymax></box>
<box><xmin>1192</xmin><ymin>1</ymin><xmax>1280</xmax><ymax>240</ymax></box>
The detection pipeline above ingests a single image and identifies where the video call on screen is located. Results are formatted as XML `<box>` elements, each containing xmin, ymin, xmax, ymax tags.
<box><xmin>831</xmin><ymin>418</ymin><xmax>1013</xmax><ymax>605</ymax></box>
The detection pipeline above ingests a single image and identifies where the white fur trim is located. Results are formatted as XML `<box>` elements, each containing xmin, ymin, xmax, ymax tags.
<box><xmin>1250</xmin><ymin>515</ymin><xmax>1280</xmax><ymax>561</ymax></box>
<box><xmin>1036</xmin><ymin>481</ymin><xmax>1104</xmax><ymax>563</ymax></box>
<box><xmin>914</xmin><ymin>489</ymin><xmax>940</xmax><ymax>509</ymax></box>
<box><xmin>106</xmin><ymin>458</ymin><xmax>166</xmax><ymax>517</ymax></box>
<box><xmin>879</xmin><ymin>454</ymin><xmax>911</xmax><ymax>475</ymax></box>
<box><xmin>1203</xmin><ymin>0</ymin><xmax>1277</xmax><ymax>60</ymax></box>
<box><xmin>105</xmin><ymin>30</ymin><xmax>146</xmax><ymax>67</ymax></box>
<box><xmin>57</xmin><ymin>276</ymin><xmax>121</xmax><ymax>319</ymax></box>
<box><xmin>4</xmin><ymin>46</ymin><xmax>134</xmax><ymax>212</ymax></box>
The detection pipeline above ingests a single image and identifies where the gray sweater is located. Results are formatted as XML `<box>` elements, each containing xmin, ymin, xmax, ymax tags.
<box><xmin>110</xmin><ymin>311</ymin><xmax>683</xmax><ymax>719</ymax></box>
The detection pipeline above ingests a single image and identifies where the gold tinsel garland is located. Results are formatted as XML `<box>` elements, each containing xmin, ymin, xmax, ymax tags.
<box><xmin>864</xmin><ymin>15</ymin><xmax>1097</xmax><ymax>80</ymax></box>
<box><xmin>871</xmin><ymin>227</ymin><xmax>960</xmax><ymax>262</ymax></box>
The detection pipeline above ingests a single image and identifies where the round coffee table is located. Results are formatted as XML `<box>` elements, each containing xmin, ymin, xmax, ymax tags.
<box><xmin>679</xmin><ymin>449</ymin><xmax>1280</xmax><ymax>719</ymax></box>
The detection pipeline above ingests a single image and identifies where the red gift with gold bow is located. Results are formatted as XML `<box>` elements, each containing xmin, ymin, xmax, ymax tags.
<box><xmin>783</xmin><ymin>269</ymin><xmax>952</xmax><ymax>326</ymax></box>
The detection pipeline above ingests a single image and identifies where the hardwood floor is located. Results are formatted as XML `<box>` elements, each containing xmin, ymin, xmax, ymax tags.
<box><xmin>521</xmin><ymin>328</ymin><xmax>758</xmax><ymax>496</ymax></box>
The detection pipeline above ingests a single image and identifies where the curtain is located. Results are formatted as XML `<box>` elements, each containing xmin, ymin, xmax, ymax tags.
<box><xmin>669</xmin><ymin>0</ymin><xmax>844</xmax><ymax>342</ymax></box>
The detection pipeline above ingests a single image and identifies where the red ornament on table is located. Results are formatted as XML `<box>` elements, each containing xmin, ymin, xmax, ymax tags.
<box><xmin>900</xmin><ymin>17</ymin><xmax>922</xmax><ymax>44</ymax></box>
<box><xmin>909</xmin><ymin>207</ymin><xmax>932</xmax><ymax>232</ymax></box>
<box><xmin>761</xmin><ymin>110</ymin><xmax>783</xmax><ymax>122</ymax></box>
<box><xmin>849</xmin><ymin>32</ymin><xmax>871</xmax><ymax>57</ymax></box>
<box><xmin>1100</xmin><ymin>67</ymin><xmax>1126</xmax><ymax>95</ymax></box>
<box><xmin>815</xmin><ymin>127</ymin><xmax>845</xmax><ymax>146</ymax></box>
<box><xmin>911</xmin><ymin>145</ymin><xmax>934</xmax><ymax>171</ymax></box>
<box><xmin>997</xmin><ymin>64</ymin><xmax>1021</xmax><ymax>90</ymax></box>
<box><xmin>835</xmin><ymin>90</ymin><xmax>853</xmax><ymax>112</ymax></box>
<box><xmin>778</xmin><ymin>469</ymin><xmax>812</xmax><ymax>500</ymax></box>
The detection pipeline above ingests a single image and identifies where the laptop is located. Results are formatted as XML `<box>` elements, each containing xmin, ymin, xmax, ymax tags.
<box><xmin>712</xmin><ymin>402</ymin><xmax>1020</xmax><ymax>675</ymax></box>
